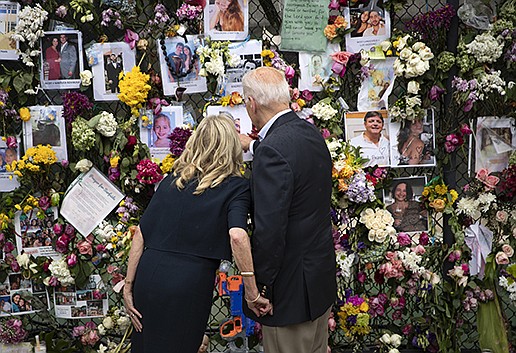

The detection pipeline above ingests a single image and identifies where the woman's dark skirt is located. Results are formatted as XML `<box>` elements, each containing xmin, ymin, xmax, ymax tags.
<box><xmin>131</xmin><ymin>248</ymin><xmax>219</xmax><ymax>353</ymax></box>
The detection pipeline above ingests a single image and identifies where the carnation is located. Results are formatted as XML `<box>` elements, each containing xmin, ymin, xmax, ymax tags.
<box><xmin>96</xmin><ymin>111</ymin><xmax>118</xmax><ymax>137</ymax></box>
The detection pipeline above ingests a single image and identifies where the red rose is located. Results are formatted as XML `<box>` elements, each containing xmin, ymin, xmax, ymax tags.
<box><xmin>126</xmin><ymin>135</ymin><xmax>138</xmax><ymax>151</ymax></box>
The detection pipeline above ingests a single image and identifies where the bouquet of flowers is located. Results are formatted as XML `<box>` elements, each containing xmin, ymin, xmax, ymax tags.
<box><xmin>311</xmin><ymin>98</ymin><xmax>342</xmax><ymax>136</ymax></box>
<box><xmin>337</xmin><ymin>295</ymin><xmax>371</xmax><ymax>347</ymax></box>
<box><xmin>118</xmin><ymin>66</ymin><xmax>151</xmax><ymax>117</ymax></box>
<box><xmin>421</xmin><ymin>176</ymin><xmax>458</xmax><ymax>214</ymax></box>
<box><xmin>0</xmin><ymin>319</ymin><xmax>28</xmax><ymax>344</ymax></box>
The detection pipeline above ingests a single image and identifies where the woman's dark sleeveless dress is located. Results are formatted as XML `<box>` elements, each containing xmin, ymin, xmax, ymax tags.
<box><xmin>131</xmin><ymin>175</ymin><xmax>250</xmax><ymax>353</ymax></box>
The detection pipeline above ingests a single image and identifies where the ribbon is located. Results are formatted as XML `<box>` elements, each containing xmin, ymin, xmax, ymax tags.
<box><xmin>464</xmin><ymin>222</ymin><xmax>493</xmax><ymax>279</ymax></box>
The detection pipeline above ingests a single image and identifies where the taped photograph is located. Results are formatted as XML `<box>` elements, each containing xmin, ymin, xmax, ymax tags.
<box><xmin>204</xmin><ymin>0</ymin><xmax>249</xmax><ymax>41</ymax></box>
<box><xmin>0</xmin><ymin>1</ymin><xmax>19</xmax><ymax>60</ymax></box>
<box><xmin>475</xmin><ymin>116</ymin><xmax>516</xmax><ymax>173</ymax></box>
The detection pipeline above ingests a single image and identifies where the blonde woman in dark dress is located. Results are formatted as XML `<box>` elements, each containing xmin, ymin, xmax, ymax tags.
<box><xmin>123</xmin><ymin>114</ymin><xmax>271</xmax><ymax>353</ymax></box>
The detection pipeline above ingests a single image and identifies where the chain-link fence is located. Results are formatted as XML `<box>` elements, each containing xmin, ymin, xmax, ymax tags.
<box><xmin>2</xmin><ymin>0</ymin><xmax>515</xmax><ymax>351</ymax></box>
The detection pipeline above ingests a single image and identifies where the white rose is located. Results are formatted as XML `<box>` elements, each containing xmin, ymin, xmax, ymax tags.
<box><xmin>375</xmin><ymin>229</ymin><xmax>388</xmax><ymax>243</ymax></box>
<box><xmin>98</xmin><ymin>324</ymin><xmax>106</xmax><ymax>336</ymax></box>
<box><xmin>389</xmin><ymin>349</ymin><xmax>400</xmax><ymax>353</ymax></box>
<box><xmin>405</xmin><ymin>66</ymin><xmax>418</xmax><ymax>78</ymax></box>
<box><xmin>380</xmin><ymin>333</ymin><xmax>392</xmax><ymax>344</ymax></box>
<box><xmin>80</xmin><ymin>70</ymin><xmax>93</xmax><ymax>86</ymax></box>
<box><xmin>412</xmin><ymin>42</ymin><xmax>425</xmax><ymax>52</ymax></box>
<box><xmin>117</xmin><ymin>316</ymin><xmax>131</xmax><ymax>330</ymax></box>
<box><xmin>502</xmin><ymin>244</ymin><xmax>514</xmax><ymax>257</ymax></box>
<box><xmin>399</xmin><ymin>48</ymin><xmax>412</xmax><ymax>60</ymax></box>
<box><xmin>102</xmin><ymin>316</ymin><xmax>114</xmax><ymax>329</ymax></box>
<box><xmin>419</xmin><ymin>47</ymin><xmax>434</xmax><ymax>61</ymax></box>
<box><xmin>407</xmin><ymin>81</ymin><xmax>420</xmax><ymax>94</ymax></box>
<box><xmin>368</xmin><ymin>229</ymin><xmax>377</xmax><ymax>242</ymax></box>
<box><xmin>391</xmin><ymin>334</ymin><xmax>402</xmax><ymax>347</ymax></box>
<box><xmin>413</xmin><ymin>61</ymin><xmax>428</xmax><ymax>76</ymax></box>
<box><xmin>380</xmin><ymin>40</ymin><xmax>392</xmax><ymax>51</ymax></box>
<box><xmin>430</xmin><ymin>272</ymin><xmax>441</xmax><ymax>284</ymax></box>
<box><xmin>76</xmin><ymin>159</ymin><xmax>93</xmax><ymax>173</ymax></box>
<box><xmin>393</xmin><ymin>60</ymin><xmax>405</xmax><ymax>77</ymax></box>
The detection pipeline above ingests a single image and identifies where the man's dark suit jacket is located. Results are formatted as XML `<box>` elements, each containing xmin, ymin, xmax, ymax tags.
<box><xmin>244</xmin><ymin>111</ymin><xmax>336</xmax><ymax>326</ymax></box>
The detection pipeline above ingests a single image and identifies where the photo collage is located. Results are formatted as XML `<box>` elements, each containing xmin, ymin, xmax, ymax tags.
<box><xmin>54</xmin><ymin>275</ymin><xmax>108</xmax><ymax>319</ymax></box>
<box><xmin>0</xmin><ymin>275</ymin><xmax>49</xmax><ymax>316</ymax></box>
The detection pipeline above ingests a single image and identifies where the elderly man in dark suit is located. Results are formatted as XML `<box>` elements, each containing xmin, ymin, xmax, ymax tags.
<box><xmin>239</xmin><ymin>67</ymin><xmax>336</xmax><ymax>353</ymax></box>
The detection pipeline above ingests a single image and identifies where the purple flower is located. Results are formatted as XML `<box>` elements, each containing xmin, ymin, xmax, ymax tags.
<box><xmin>419</xmin><ymin>232</ymin><xmax>429</xmax><ymax>245</ymax></box>
<box><xmin>397</xmin><ymin>232</ymin><xmax>411</xmax><ymax>246</ymax></box>
<box><xmin>3</xmin><ymin>241</ymin><xmax>14</xmax><ymax>253</ymax></box>
<box><xmin>10</xmin><ymin>260</ymin><xmax>20</xmax><ymax>272</ymax></box>
<box><xmin>391</xmin><ymin>309</ymin><xmax>403</xmax><ymax>321</ymax></box>
<box><xmin>406</xmin><ymin>4</ymin><xmax>456</xmax><ymax>40</ymax></box>
<box><xmin>357</xmin><ymin>271</ymin><xmax>366</xmax><ymax>283</ymax></box>
<box><xmin>328</xmin><ymin>0</ymin><xmax>340</xmax><ymax>10</ymax></box>
<box><xmin>55</xmin><ymin>5</ymin><xmax>67</xmax><ymax>18</ymax></box>
<box><xmin>428</xmin><ymin>85</ymin><xmax>445</xmax><ymax>101</ymax></box>
<box><xmin>62</xmin><ymin>92</ymin><xmax>93</xmax><ymax>124</ymax></box>
<box><xmin>61</xmin><ymin>160</ymin><xmax>69</xmax><ymax>168</ymax></box>
<box><xmin>38</xmin><ymin>196</ymin><xmax>51</xmax><ymax>211</ymax></box>
<box><xmin>6</xmin><ymin>136</ymin><xmax>17</xmax><ymax>148</ymax></box>
<box><xmin>0</xmin><ymin>319</ymin><xmax>28</xmax><ymax>344</ymax></box>
<box><xmin>169</xmin><ymin>127</ymin><xmax>193</xmax><ymax>157</ymax></box>
<box><xmin>48</xmin><ymin>276</ymin><xmax>59</xmax><ymax>287</ymax></box>
<box><xmin>463</xmin><ymin>99</ymin><xmax>474</xmax><ymax>112</ymax></box>
<box><xmin>0</xmin><ymin>233</ymin><xmax>4</xmax><ymax>244</ymax></box>
<box><xmin>67</xmin><ymin>253</ymin><xmax>78</xmax><ymax>267</ymax></box>
<box><xmin>53</xmin><ymin>223</ymin><xmax>63</xmax><ymax>235</ymax></box>
<box><xmin>56</xmin><ymin>235</ymin><xmax>70</xmax><ymax>253</ymax></box>
<box><xmin>64</xmin><ymin>224</ymin><xmax>76</xmax><ymax>238</ymax></box>
<box><xmin>301</xmin><ymin>90</ymin><xmax>313</xmax><ymax>101</ymax></box>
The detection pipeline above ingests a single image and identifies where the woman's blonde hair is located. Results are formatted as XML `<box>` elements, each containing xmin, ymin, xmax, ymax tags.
<box><xmin>173</xmin><ymin>114</ymin><xmax>243</xmax><ymax>194</ymax></box>
<box><xmin>222</xmin><ymin>0</ymin><xmax>244</xmax><ymax>31</ymax></box>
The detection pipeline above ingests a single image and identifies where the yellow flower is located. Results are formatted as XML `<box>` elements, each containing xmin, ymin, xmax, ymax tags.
<box><xmin>359</xmin><ymin>301</ymin><xmax>369</xmax><ymax>312</ymax></box>
<box><xmin>450</xmin><ymin>189</ymin><xmax>458</xmax><ymax>203</ymax></box>
<box><xmin>296</xmin><ymin>98</ymin><xmax>306</xmax><ymax>109</ymax></box>
<box><xmin>23</xmin><ymin>205</ymin><xmax>32</xmax><ymax>214</ymax></box>
<box><xmin>19</xmin><ymin>107</ymin><xmax>31</xmax><ymax>121</ymax></box>
<box><xmin>118</xmin><ymin>66</ymin><xmax>151</xmax><ymax>117</ymax></box>
<box><xmin>324</xmin><ymin>24</ymin><xmax>338</xmax><ymax>40</ymax></box>
<box><xmin>15</xmin><ymin>204</ymin><xmax>21</xmax><ymax>210</ymax></box>
<box><xmin>111</xmin><ymin>236</ymin><xmax>119</xmax><ymax>243</ymax></box>
<box><xmin>386</xmin><ymin>50</ymin><xmax>393</xmax><ymax>55</ymax></box>
<box><xmin>260</xmin><ymin>50</ymin><xmax>274</xmax><ymax>59</ymax></box>
<box><xmin>219</xmin><ymin>95</ymin><xmax>231</xmax><ymax>107</ymax></box>
<box><xmin>110</xmin><ymin>156</ymin><xmax>120</xmax><ymax>168</ymax></box>
<box><xmin>435</xmin><ymin>184</ymin><xmax>448</xmax><ymax>195</ymax></box>
<box><xmin>334</xmin><ymin>16</ymin><xmax>348</xmax><ymax>28</ymax></box>
<box><xmin>430</xmin><ymin>198</ymin><xmax>446</xmax><ymax>212</ymax></box>
<box><xmin>422</xmin><ymin>187</ymin><xmax>430</xmax><ymax>197</ymax></box>
<box><xmin>161</xmin><ymin>154</ymin><xmax>175</xmax><ymax>174</ymax></box>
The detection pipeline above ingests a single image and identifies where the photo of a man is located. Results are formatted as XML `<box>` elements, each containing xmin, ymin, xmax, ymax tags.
<box><xmin>362</xmin><ymin>10</ymin><xmax>386</xmax><ymax>36</ymax></box>
<box><xmin>104</xmin><ymin>53</ymin><xmax>123</xmax><ymax>93</ymax></box>
<box><xmin>347</xmin><ymin>110</ymin><xmax>390</xmax><ymax>167</ymax></box>
<box><xmin>59</xmin><ymin>34</ymin><xmax>78</xmax><ymax>79</ymax></box>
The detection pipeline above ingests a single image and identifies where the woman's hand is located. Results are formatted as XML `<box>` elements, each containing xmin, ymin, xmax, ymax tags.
<box><xmin>123</xmin><ymin>284</ymin><xmax>143</xmax><ymax>332</ymax></box>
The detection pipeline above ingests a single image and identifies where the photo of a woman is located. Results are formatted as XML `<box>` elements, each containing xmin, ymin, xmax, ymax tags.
<box><xmin>398</xmin><ymin>119</ymin><xmax>425</xmax><ymax>165</ymax></box>
<box><xmin>386</xmin><ymin>179</ymin><xmax>427</xmax><ymax>233</ymax></box>
<box><xmin>351</xmin><ymin>10</ymin><xmax>371</xmax><ymax>37</ymax></box>
<box><xmin>209</xmin><ymin>0</ymin><xmax>244</xmax><ymax>32</ymax></box>
<box><xmin>45</xmin><ymin>37</ymin><xmax>61</xmax><ymax>80</ymax></box>
<box><xmin>152</xmin><ymin>114</ymin><xmax>172</xmax><ymax>148</ymax></box>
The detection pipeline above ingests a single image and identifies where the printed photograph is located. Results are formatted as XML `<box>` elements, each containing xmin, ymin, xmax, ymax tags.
<box><xmin>298</xmin><ymin>43</ymin><xmax>340</xmax><ymax>92</ymax></box>
<box><xmin>91</xmin><ymin>42</ymin><xmax>135</xmax><ymax>101</ymax></box>
<box><xmin>71</xmin><ymin>305</ymin><xmax>88</xmax><ymax>318</ymax></box>
<box><xmin>140</xmin><ymin>106</ymin><xmax>184</xmax><ymax>161</ymax></box>
<box><xmin>345</xmin><ymin>110</ymin><xmax>390</xmax><ymax>167</ymax></box>
<box><xmin>224</xmin><ymin>40</ymin><xmax>262</xmax><ymax>94</ymax></box>
<box><xmin>389</xmin><ymin>110</ymin><xmax>436</xmax><ymax>168</ymax></box>
<box><xmin>158</xmin><ymin>35</ymin><xmax>207</xmax><ymax>96</ymax></box>
<box><xmin>56</xmin><ymin>292</ymin><xmax>76</xmax><ymax>306</ymax></box>
<box><xmin>344</xmin><ymin>2</ymin><xmax>391</xmax><ymax>53</ymax></box>
<box><xmin>475</xmin><ymin>116</ymin><xmax>516</xmax><ymax>173</ymax></box>
<box><xmin>0</xmin><ymin>1</ymin><xmax>19</xmax><ymax>60</ymax></box>
<box><xmin>10</xmin><ymin>290</ymin><xmax>32</xmax><ymax>313</ymax></box>
<box><xmin>204</xmin><ymin>0</ymin><xmax>249</xmax><ymax>40</ymax></box>
<box><xmin>40</xmin><ymin>31</ymin><xmax>83</xmax><ymax>89</ymax></box>
<box><xmin>383</xmin><ymin>176</ymin><xmax>428</xmax><ymax>233</ymax></box>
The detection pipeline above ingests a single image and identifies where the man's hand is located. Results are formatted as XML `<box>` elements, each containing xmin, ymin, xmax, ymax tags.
<box><xmin>239</xmin><ymin>134</ymin><xmax>253</xmax><ymax>152</ymax></box>
<box><xmin>247</xmin><ymin>296</ymin><xmax>273</xmax><ymax>317</ymax></box>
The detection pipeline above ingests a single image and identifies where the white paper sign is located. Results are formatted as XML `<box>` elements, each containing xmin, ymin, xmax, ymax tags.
<box><xmin>60</xmin><ymin>167</ymin><xmax>124</xmax><ymax>237</ymax></box>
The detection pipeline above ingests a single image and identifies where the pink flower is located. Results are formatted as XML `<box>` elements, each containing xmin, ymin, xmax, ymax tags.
<box><xmin>38</xmin><ymin>196</ymin><xmax>51</xmax><ymax>211</ymax></box>
<box><xmin>459</xmin><ymin>123</ymin><xmax>472</xmax><ymax>135</ymax></box>
<box><xmin>385</xmin><ymin>251</ymin><xmax>396</xmax><ymax>261</ymax></box>
<box><xmin>502</xmin><ymin>244</ymin><xmax>514</xmax><ymax>257</ymax></box>
<box><xmin>81</xmin><ymin>330</ymin><xmax>100</xmax><ymax>346</ymax></box>
<box><xmin>495</xmin><ymin>251</ymin><xmax>509</xmax><ymax>265</ymax></box>
<box><xmin>327</xmin><ymin>312</ymin><xmax>336</xmax><ymax>331</ymax></box>
<box><xmin>290</xmin><ymin>102</ymin><xmax>301</xmax><ymax>112</ymax></box>
<box><xmin>397</xmin><ymin>232</ymin><xmax>411</xmax><ymax>246</ymax></box>
<box><xmin>284</xmin><ymin>66</ymin><xmax>295</xmax><ymax>80</ymax></box>
<box><xmin>357</xmin><ymin>271</ymin><xmax>366</xmax><ymax>283</ymax></box>
<box><xmin>419</xmin><ymin>232</ymin><xmax>429</xmax><ymax>245</ymax></box>
<box><xmin>96</xmin><ymin>244</ymin><xmax>106</xmax><ymax>252</ymax></box>
<box><xmin>402</xmin><ymin>324</ymin><xmax>413</xmax><ymax>335</ymax></box>
<box><xmin>461</xmin><ymin>263</ymin><xmax>469</xmax><ymax>274</ymax></box>
<box><xmin>448</xmin><ymin>249</ymin><xmax>461</xmax><ymax>262</ymax></box>
<box><xmin>124</xmin><ymin>29</ymin><xmax>139</xmax><ymax>50</ymax></box>
<box><xmin>428</xmin><ymin>85</ymin><xmax>445</xmax><ymax>101</ymax></box>
<box><xmin>412</xmin><ymin>245</ymin><xmax>426</xmax><ymax>255</ymax></box>
<box><xmin>185</xmin><ymin>0</ymin><xmax>206</xmax><ymax>8</ymax></box>
<box><xmin>328</xmin><ymin>0</ymin><xmax>340</xmax><ymax>10</ymax></box>
<box><xmin>61</xmin><ymin>160</ymin><xmax>69</xmax><ymax>167</ymax></box>
<box><xmin>321</xmin><ymin>128</ymin><xmax>331</xmax><ymax>139</ymax></box>
<box><xmin>6</xmin><ymin>136</ymin><xmax>17</xmax><ymax>148</ymax></box>
<box><xmin>67</xmin><ymin>253</ymin><xmax>78</xmax><ymax>267</ymax></box>
<box><xmin>444</xmin><ymin>141</ymin><xmax>456</xmax><ymax>153</ymax></box>
<box><xmin>72</xmin><ymin>326</ymin><xmax>85</xmax><ymax>338</ymax></box>
<box><xmin>10</xmin><ymin>259</ymin><xmax>20</xmax><ymax>272</ymax></box>
<box><xmin>391</xmin><ymin>309</ymin><xmax>403</xmax><ymax>321</ymax></box>
<box><xmin>290</xmin><ymin>88</ymin><xmax>300</xmax><ymax>100</ymax></box>
<box><xmin>77</xmin><ymin>234</ymin><xmax>94</xmax><ymax>256</ymax></box>
<box><xmin>463</xmin><ymin>99</ymin><xmax>474</xmax><ymax>112</ymax></box>
<box><xmin>396</xmin><ymin>286</ymin><xmax>405</xmax><ymax>296</ymax></box>
<box><xmin>48</xmin><ymin>276</ymin><xmax>59</xmax><ymax>286</ymax></box>
<box><xmin>56</xmin><ymin>235</ymin><xmax>69</xmax><ymax>253</ymax></box>
<box><xmin>3</xmin><ymin>241</ymin><xmax>15</xmax><ymax>253</ymax></box>
<box><xmin>301</xmin><ymin>90</ymin><xmax>313</xmax><ymax>101</ymax></box>
<box><xmin>330</xmin><ymin>52</ymin><xmax>353</xmax><ymax>77</ymax></box>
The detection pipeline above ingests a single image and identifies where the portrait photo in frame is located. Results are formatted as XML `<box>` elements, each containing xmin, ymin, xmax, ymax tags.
<box><xmin>389</xmin><ymin>110</ymin><xmax>436</xmax><ymax>168</ymax></box>
<box><xmin>40</xmin><ymin>30</ymin><xmax>83</xmax><ymax>90</ymax></box>
<box><xmin>345</xmin><ymin>110</ymin><xmax>390</xmax><ymax>167</ymax></box>
<box><xmin>0</xmin><ymin>135</ymin><xmax>20</xmax><ymax>192</ymax></box>
<box><xmin>224</xmin><ymin>39</ymin><xmax>263</xmax><ymax>95</ymax></box>
<box><xmin>23</xmin><ymin>106</ymin><xmax>68</xmax><ymax>162</ymax></box>
<box><xmin>158</xmin><ymin>35</ymin><xmax>207</xmax><ymax>96</ymax></box>
<box><xmin>298</xmin><ymin>43</ymin><xmax>340</xmax><ymax>92</ymax></box>
<box><xmin>475</xmin><ymin>116</ymin><xmax>516</xmax><ymax>173</ymax></box>
<box><xmin>91</xmin><ymin>42</ymin><xmax>136</xmax><ymax>101</ymax></box>
<box><xmin>0</xmin><ymin>1</ymin><xmax>19</xmax><ymax>60</ymax></box>
<box><xmin>344</xmin><ymin>2</ymin><xmax>391</xmax><ymax>53</ymax></box>
<box><xmin>139</xmin><ymin>106</ymin><xmax>184</xmax><ymax>161</ymax></box>
<box><xmin>204</xmin><ymin>0</ymin><xmax>249</xmax><ymax>41</ymax></box>
<box><xmin>383</xmin><ymin>176</ymin><xmax>429</xmax><ymax>234</ymax></box>
<box><xmin>206</xmin><ymin>104</ymin><xmax>254</xmax><ymax>161</ymax></box>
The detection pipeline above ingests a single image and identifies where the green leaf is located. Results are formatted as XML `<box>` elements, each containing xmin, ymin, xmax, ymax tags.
<box><xmin>12</xmin><ymin>75</ymin><xmax>25</xmax><ymax>93</ymax></box>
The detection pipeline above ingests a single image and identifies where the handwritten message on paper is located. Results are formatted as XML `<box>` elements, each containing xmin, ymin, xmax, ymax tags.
<box><xmin>60</xmin><ymin>167</ymin><xmax>124</xmax><ymax>237</ymax></box>
<box><xmin>280</xmin><ymin>0</ymin><xmax>328</xmax><ymax>52</ymax></box>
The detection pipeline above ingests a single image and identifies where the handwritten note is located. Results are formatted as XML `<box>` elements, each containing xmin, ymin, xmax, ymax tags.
<box><xmin>60</xmin><ymin>167</ymin><xmax>124</xmax><ymax>237</ymax></box>
<box><xmin>280</xmin><ymin>0</ymin><xmax>328</xmax><ymax>52</ymax></box>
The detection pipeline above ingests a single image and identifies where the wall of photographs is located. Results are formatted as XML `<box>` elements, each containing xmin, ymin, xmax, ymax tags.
<box><xmin>1</xmin><ymin>0</ymin><xmax>516</xmax><ymax>352</ymax></box>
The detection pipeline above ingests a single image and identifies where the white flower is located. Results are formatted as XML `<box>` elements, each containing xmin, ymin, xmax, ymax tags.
<box><xmin>397</xmin><ymin>35</ymin><xmax>410</xmax><ymax>50</ymax></box>
<box><xmin>48</xmin><ymin>258</ymin><xmax>75</xmax><ymax>285</ymax></box>
<box><xmin>359</xmin><ymin>49</ymin><xmax>370</xmax><ymax>66</ymax></box>
<box><xmin>227</xmin><ymin>54</ymin><xmax>241</xmax><ymax>68</ymax></box>
<box><xmin>389</xmin><ymin>349</ymin><xmax>400</xmax><ymax>353</ymax></box>
<box><xmin>102</xmin><ymin>317</ymin><xmax>114</xmax><ymax>330</ymax></box>
<box><xmin>380</xmin><ymin>333</ymin><xmax>392</xmax><ymax>344</ymax></box>
<box><xmin>335</xmin><ymin>251</ymin><xmax>355</xmax><ymax>279</ymax></box>
<box><xmin>391</xmin><ymin>334</ymin><xmax>402</xmax><ymax>347</ymax></box>
<box><xmin>17</xmin><ymin>253</ymin><xmax>30</xmax><ymax>269</ymax></box>
<box><xmin>80</xmin><ymin>70</ymin><xmax>93</xmax><ymax>86</ymax></box>
<box><xmin>97</xmin><ymin>324</ymin><xmax>106</xmax><ymax>336</ymax></box>
<box><xmin>380</xmin><ymin>40</ymin><xmax>392</xmax><ymax>51</ymax></box>
<box><xmin>96</xmin><ymin>111</ymin><xmax>118</xmax><ymax>137</ymax></box>
<box><xmin>412</xmin><ymin>42</ymin><xmax>425</xmax><ymax>52</ymax></box>
<box><xmin>205</xmin><ymin>56</ymin><xmax>225</xmax><ymax>77</ymax></box>
<box><xmin>117</xmin><ymin>316</ymin><xmax>131</xmax><ymax>330</ymax></box>
<box><xmin>418</xmin><ymin>47</ymin><xmax>434</xmax><ymax>61</ymax></box>
<box><xmin>407</xmin><ymin>81</ymin><xmax>420</xmax><ymax>94</ymax></box>
<box><xmin>466</xmin><ymin>32</ymin><xmax>503</xmax><ymax>63</ymax></box>
<box><xmin>399</xmin><ymin>48</ymin><xmax>412</xmax><ymax>60</ymax></box>
<box><xmin>76</xmin><ymin>159</ymin><xmax>93</xmax><ymax>173</ymax></box>
<box><xmin>311</xmin><ymin>102</ymin><xmax>338</xmax><ymax>121</ymax></box>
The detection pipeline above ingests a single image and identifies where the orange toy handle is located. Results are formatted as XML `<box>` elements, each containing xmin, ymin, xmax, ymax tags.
<box><xmin>220</xmin><ymin>317</ymin><xmax>243</xmax><ymax>338</ymax></box>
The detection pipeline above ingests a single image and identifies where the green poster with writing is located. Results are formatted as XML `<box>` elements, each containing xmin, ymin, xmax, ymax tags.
<box><xmin>280</xmin><ymin>0</ymin><xmax>328</xmax><ymax>52</ymax></box>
